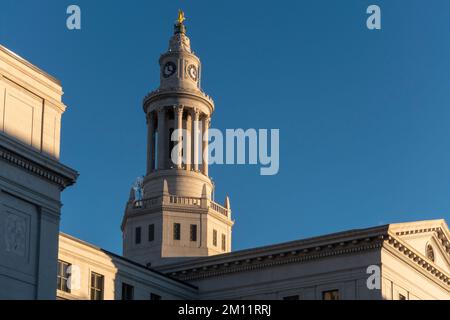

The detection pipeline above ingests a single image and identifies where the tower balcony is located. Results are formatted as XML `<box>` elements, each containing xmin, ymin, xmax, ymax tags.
<box><xmin>121</xmin><ymin>193</ymin><xmax>232</xmax><ymax>233</ymax></box>
<box><xmin>127</xmin><ymin>195</ymin><xmax>230</xmax><ymax>219</ymax></box>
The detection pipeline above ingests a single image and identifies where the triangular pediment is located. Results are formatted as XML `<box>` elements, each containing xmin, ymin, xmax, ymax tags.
<box><xmin>389</xmin><ymin>219</ymin><xmax>450</xmax><ymax>275</ymax></box>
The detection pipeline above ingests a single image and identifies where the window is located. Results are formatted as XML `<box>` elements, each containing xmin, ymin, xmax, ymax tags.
<box><xmin>150</xmin><ymin>293</ymin><xmax>162</xmax><ymax>300</ymax></box>
<box><xmin>322</xmin><ymin>290</ymin><xmax>340</xmax><ymax>300</ymax></box>
<box><xmin>148</xmin><ymin>224</ymin><xmax>155</xmax><ymax>242</ymax></box>
<box><xmin>90</xmin><ymin>272</ymin><xmax>104</xmax><ymax>300</ymax></box>
<box><xmin>57</xmin><ymin>260</ymin><xmax>71</xmax><ymax>293</ymax></box>
<box><xmin>122</xmin><ymin>283</ymin><xmax>134</xmax><ymax>300</ymax></box>
<box><xmin>213</xmin><ymin>229</ymin><xmax>217</xmax><ymax>246</ymax></box>
<box><xmin>283</xmin><ymin>295</ymin><xmax>299</xmax><ymax>300</ymax></box>
<box><xmin>190</xmin><ymin>224</ymin><xmax>197</xmax><ymax>242</ymax></box>
<box><xmin>399</xmin><ymin>294</ymin><xmax>407</xmax><ymax>300</ymax></box>
<box><xmin>173</xmin><ymin>223</ymin><xmax>181</xmax><ymax>240</ymax></box>
<box><xmin>135</xmin><ymin>227</ymin><xmax>141</xmax><ymax>244</ymax></box>
<box><xmin>221</xmin><ymin>234</ymin><xmax>226</xmax><ymax>251</ymax></box>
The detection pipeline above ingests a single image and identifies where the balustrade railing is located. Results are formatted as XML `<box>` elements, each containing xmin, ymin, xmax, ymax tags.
<box><xmin>132</xmin><ymin>196</ymin><xmax>160</xmax><ymax>209</ymax></box>
<box><xmin>169</xmin><ymin>195</ymin><xmax>201</xmax><ymax>206</ymax></box>
<box><xmin>210</xmin><ymin>201</ymin><xmax>229</xmax><ymax>217</ymax></box>
<box><xmin>131</xmin><ymin>195</ymin><xmax>229</xmax><ymax>217</ymax></box>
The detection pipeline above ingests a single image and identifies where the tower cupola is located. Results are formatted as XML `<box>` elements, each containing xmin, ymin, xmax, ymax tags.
<box><xmin>121</xmin><ymin>11</ymin><xmax>234</xmax><ymax>267</ymax></box>
<box><xmin>159</xmin><ymin>10</ymin><xmax>201</xmax><ymax>92</ymax></box>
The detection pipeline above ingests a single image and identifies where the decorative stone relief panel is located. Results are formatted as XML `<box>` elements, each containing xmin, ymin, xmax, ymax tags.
<box><xmin>5</xmin><ymin>213</ymin><xmax>27</xmax><ymax>257</ymax></box>
<box><xmin>0</xmin><ymin>191</ymin><xmax>36</xmax><ymax>275</ymax></box>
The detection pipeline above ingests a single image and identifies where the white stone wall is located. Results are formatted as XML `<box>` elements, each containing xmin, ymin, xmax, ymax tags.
<box><xmin>0</xmin><ymin>46</ymin><xmax>65</xmax><ymax>159</ymax></box>
<box><xmin>122</xmin><ymin>212</ymin><xmax>163</xmax><ymax>267</ymax></box>
<box><xmin>0</xmin><ymin>45</ymin><xmax>77</xmax><ymax>300</ymax></box>
<box><xmin>123</xmin><ymin>206</ymin><xmax>233</xmax><ymax>267</ymax></box>
<box><xmin>181</xmin><ymin>250</ymin><xmax>382</xmax><ymax>300</ymax></box>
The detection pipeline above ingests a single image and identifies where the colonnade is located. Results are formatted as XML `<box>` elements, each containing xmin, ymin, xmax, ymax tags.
<box><xmin>146</xmin><ymin>105</ymin><xmax>209</xmax><ymax>176</ymax></box>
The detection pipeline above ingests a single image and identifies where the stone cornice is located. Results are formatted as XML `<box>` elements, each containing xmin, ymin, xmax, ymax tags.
<box><xmin>0</xmin><ymin>134</ymin><xmax>78</xmax><ymax>189</ymax></box>
<box><xmin>121</xmin><ymin>203</ymin><xmax>207</xmax><ymax>229</ymax></box>
<box><xmin>172</xmin><ymin>241</ymin><xmax>383</xmax><ymax>281</ymax></box>
<box><xmin>384</xmin><ymin>231</ymin><xmax>450</xmax><ymax>289</ymax></box>
<box><xmin>392</xmin><ymin>223</ymin><xmax>450</xmax><ymax>258</ymax></box>
<box><xmin>0</xmin><ymin>70</ymin><xmax>65</xmax><ymax>112</ymax></box>
<box><xmin>156</xmin><ymin>221</ymin><xmax>450</xmax><ymax>290</ymax></box>
<box><xmin>159</xmin><ymin>50</ymin><xmax>200</xmax><ymax>64</ymax></box>
<box><xmin>144</xmin><ymin>168</ymin><xmax>213</xmax><ymax>185</ymax></box>
<box><xmin>143</xmin><ymin>87</ymin><xmax>214</xmax><ymax>112</ymax></box>
<box><xmin>159</xmin><ymin>228</ymin><xmax>388</xmax><ymax>281</ymax></box>
<box><xmin>121</xmin><ymin>200</ymin><xmax>233</xmax><ymax>231</ymax></box>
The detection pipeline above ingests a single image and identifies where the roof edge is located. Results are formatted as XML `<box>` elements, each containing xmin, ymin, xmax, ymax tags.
<box><xmin>0</xmin><ymin>44</ymin><xmax>61</xmax><ymax>86</ymax></box>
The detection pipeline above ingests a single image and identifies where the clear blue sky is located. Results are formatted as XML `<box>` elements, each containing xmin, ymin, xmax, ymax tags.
<box><xmin>2</xmin><ymin>0</ymin><xmax>450</xmax><ymax>254</ymax></box>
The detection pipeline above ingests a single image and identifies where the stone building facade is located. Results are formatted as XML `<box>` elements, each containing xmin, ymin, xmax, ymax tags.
<box><xmin>57</xmin><ymin>233</ymin><xmax>197</xmax><ymax>300</ymax></box>
<box><xmin>57</xmin><ymin>219</ymin><xmax>450</xmax><ymax>300</ymax></box>
<box><xmin>0</xmin><ymin>45</ymin><xmax>78</xmax><ymax>299</ymax></box>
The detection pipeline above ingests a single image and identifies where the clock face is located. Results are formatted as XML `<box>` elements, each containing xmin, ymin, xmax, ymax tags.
<box><xmin>187</xmin><ymin>64</ymin><xmax>198</xmax><ymax>81</ymax></box>
<box><xmin>163</xmin><ymin>61</ymin><xmax>176</xmax><ymax>78</ymax></box>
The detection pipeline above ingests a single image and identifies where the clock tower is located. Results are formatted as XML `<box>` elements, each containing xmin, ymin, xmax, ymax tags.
<box><xmin>121</xmin><ymin>11</ymin><xmax>234</xmax><ymax>267</ymax></box>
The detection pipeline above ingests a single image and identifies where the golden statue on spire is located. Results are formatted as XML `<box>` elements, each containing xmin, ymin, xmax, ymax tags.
<box><xmin>177</xmin><ymin>9</ymin><xmax>186</xmax><ymax>25</ymax></box>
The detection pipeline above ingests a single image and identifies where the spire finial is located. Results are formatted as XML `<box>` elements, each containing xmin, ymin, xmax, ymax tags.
<box><xmin>174</xmin><ymin>9</ymin><xmax>187</xmax><ymax>34</ymax></box>
<box><xmin>177</xmin><ymin>9</ymin><xmax>186</xmax><ymax>25</ymax></box>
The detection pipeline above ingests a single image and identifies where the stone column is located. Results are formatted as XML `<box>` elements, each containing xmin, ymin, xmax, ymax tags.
<box><xmin>173</xmin><ymin>105</ymin><xmax>184</xmax><ymax>169</ymax></box>
<box><xmin>146</xmin><ymin>111</ymin><xmax>155</xmax><ymax>174</ymax></box>
<box><xmin>202</xmin><ymin>116</ymin><xmax>209</xmax><ymax>176</ymax></box>
<box><xmin>157</xmin><ymin>108</ymin><xmax>166</xmax><ymax>170</ymax></box>
<box><xmin>192</xmin><ymin>108</ymin><xmax>200</xmax><ymax>172</ymax></box>
<box><xmin>185</xmin><ymin>111</ymin><xmax>192</xmax><ymax>171</ymax></box>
